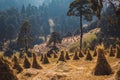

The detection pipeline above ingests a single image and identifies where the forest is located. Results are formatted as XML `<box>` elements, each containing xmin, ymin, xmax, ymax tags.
<box><xmin>0</xmin><ymin>0</ymin><xmax>120</xmax><ymax>80</ymax></box>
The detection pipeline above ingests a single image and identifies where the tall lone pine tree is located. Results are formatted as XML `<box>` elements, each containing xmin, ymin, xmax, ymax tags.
<box><xmin>67</xmin><ymin>0</ymin><xmax>103</xmax><ymax>49</ymax></box>
<box><xmin>17</xmin><ymin>21</ymin><xmax>33</xmax><ymax>53</ymax></box>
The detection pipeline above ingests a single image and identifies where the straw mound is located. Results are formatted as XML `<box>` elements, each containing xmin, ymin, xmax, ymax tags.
<box><xmin>73</xmin><ymin>52</ymin><xmax>79</xmax><ymax>60</ymax></box>
<box><xmin>40</xmin><ymin>54</ymin><xmax>43</xmax><ymax>61</ymax></box>
<box><xmin>85</xmin><ymin>50</ymin><xmax>92</xmax><ymax>61</ymax></box>
<box><xmin>58</xmin><ymin>51</ymin><xmax>66</xmax><ymax>62</ymax></box>
<box><xmin>79</xmin><ymin>50</ymin><xmax>84</xmax><ymax>57</ymax></box>
<box><xmin>93</xmin><ymin>49</ymin><xmax>97</xmax><ymax>57</ymax></box>
<box><xmin>0</xmin><ymin>58</ymin><xmax>18</xmax><ymax>80</ymax></box>
<box><xmin>53</xmin><ymin>52</ymin><xmax>58</xmax><ymax>58</ymax></box>
<box><xmin>42</xmin><ymin>54</ymin><xmax>50</xmax><ymax>64</ymax></box>
<box><xmin>109</xmin><ymin>46</ymin><xmax>115</xmax><ymax>57</ymax></box>
<box><xmin>13</xmin><ymin>56</ymin><xmax>23</xmax><ymax>73</ymax></box>
<box><xmin>93</xmin><ymin>48</ymin><xmax>112</xmax><ymax>75</ymax></box>
<box><xmin>116</xmin><ymin>45</ymin><xmax>120</xmax><ymax>58</ymax></box>
<box><xmin>32</xmin><ymin>53</ymin><xmax>42</xmax><ymax>69</ymax></box>
<box><xmin>23</xmin><ymin>56</ymin><xmax>31</xmax><ymax>69</ymax></box>
<box><xmin>65</xmin><ymin>51</ymin><xmax>70</xmax><ymax>60</ymax></box>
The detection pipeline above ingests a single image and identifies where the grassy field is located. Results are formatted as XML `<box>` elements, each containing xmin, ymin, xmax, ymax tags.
<box><xmin>1</xmin><ymin>28</ymin><xmax>119</xmax><ymax>80</ymax></box>
<box><xmin>68</xmin><ymin>28</ymin><xmax>100</xmax><ymax>52</ymax></box>
<box><xmin>16</xmin><ymin>50</ymin><xmax>119</xmax><ymax>80</ymax></box>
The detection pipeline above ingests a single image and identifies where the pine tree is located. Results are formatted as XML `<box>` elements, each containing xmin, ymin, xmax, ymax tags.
<box><xmin>5</xmin><ymin>24</ymin><xmax>16</xmax><ymax>41</ymax></box>
<box><xmin>67</xmin><ymin>0</ymin><xmax>103</xmax><ymax>49</ymax></box>
<box><xmin>17</xmin><ymin>21</ymin><xmax>33</xmax><ymax>53</ymax></box>
<box><xmin>21</xmin><ymin>4</ymin><xmax>26</xmax><ymax>14</ymax></box>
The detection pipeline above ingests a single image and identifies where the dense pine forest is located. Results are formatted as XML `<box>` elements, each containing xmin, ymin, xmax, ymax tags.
<box><xmin>0</xmin><ymin>0</ymin><xmax>120</xmax><ymax>80</ymax></box>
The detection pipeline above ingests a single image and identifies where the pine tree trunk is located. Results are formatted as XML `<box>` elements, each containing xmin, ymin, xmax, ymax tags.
<box><xmin>53</xmin><ymin>41</ymin><xmax>56</xmax><ymax>47</ymax></box>
<box><xmin>80</xmin><ymin>4</ymin><xmax>83</xmax><ymax>50</ymax></box>
<box><xmin>25</xmin><ymin>38</ymin><xmax>28</xmax><ymax>53</ymax></box>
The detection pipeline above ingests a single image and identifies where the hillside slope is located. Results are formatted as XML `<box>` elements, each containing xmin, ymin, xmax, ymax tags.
<box><xmin>33</xmin><ymin>28</ymin><xmax>100</xmax><ymax>53</ymax></box>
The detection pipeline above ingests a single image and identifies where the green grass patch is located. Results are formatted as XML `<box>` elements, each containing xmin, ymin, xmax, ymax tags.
<box><xmin>68</xmin><ymin>29</ymin><xmax>99</xmax><ymax>52</ymax></box>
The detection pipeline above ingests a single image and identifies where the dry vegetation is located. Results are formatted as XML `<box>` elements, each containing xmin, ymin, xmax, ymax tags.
<box><xmin>0</xmin><ymin>44</ymin><xmax>120</xmax><ymax>80</ymax></box>
<box><xmin>0</xmin><ymin>28</ymin><xmax>120</xmax><ymax>80</ymax></box>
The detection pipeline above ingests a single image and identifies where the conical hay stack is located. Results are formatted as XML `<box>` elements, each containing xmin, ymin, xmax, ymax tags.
<box><xmin>13</xmin><ymin>56</ymin><xmax>23</xmax><ymax>73</ymax></box>
<box><xmin>58</xmin><ymin>51</ymin><xmax>66</xmax><ymax>62</ymax></box>
<box><xmin>114</xmin><ymin>68</ymin><xmax>120</xmax><ymax>80</ymax></box>
<box><xmin>26</xmin><ymin>51</ymin><xmax>33</xmax><ymax>57</ymax></box>
<box><xmin>93</xmin><ymin>48</ymin><xmax>112</xmax><ymax>75</ymax></box>
<box><xmin>47</xmin><ymin>53</ymin><xmax>52</xmax><ymax>58</ymax></box>
<box><xmin>19</xmin><ymin>51</ymin><xmax>24</xmax><ymax>58</ymax></box>
<box><xmin>53</xmin><ymin>51</ymin><xmax>58</xmax><ymax>58</ymax></box>
<box><xmin>116</xmin><ymin>45</ymin><xmax>120</xmax><ymax>58</ymax></box>
<box><xmin>40</xmin><ymin>54</ymin><xmax>43</xmax><ymax>61</ymax></box>
<box><xmin>109</xmin><ymin>45</ymin><xmax>115</xmax><ymax>57</ymax></box>
<box><xmin>47</xmin><ymin>50</ymin><xmax>52</xmax><ymax>58</ymax></box>
<box><xmin>32</xmin><ymin>53</ymin><xmax>42</xmax><ymax>69</ymax></box>
<box><xmin>4</xmin><ymin>49</ymin><xmax>13</xmax><ymax>57</ymax></box>
<box><xmin>0</xmin><ymin>58</ymin><xmax>18</xmax><ymax>80</ymax></box>
<box><xmin>42</xmin><ymin>54</ymin><xmax>50</xmax><ymax>64</ymax></box>
<box><xmin>65</xmin><ymin>51</ymin><xmax>70</xmax><ymax>60</ymax></box>
<box><xmin>84</xmin><ymin>48</ymin><xmax>87</xmax><ymax>55</ymax></box>
<box><xmin>93</xmin><ymin>48</ymin><xmax>97</xmax><ymax>57</ymax></box>
<box><xmin>23</xmin><ymin>55</ymin><xmax>31</xmax><ymax>68</ymax></box>
<box><xmin>73</xmin><ymin>51</ymin><xmax>79</xmax><ymax>60</ymax></box>
<box><xmin>85</xmin><ymin>50</ymin><xmax>92</xmax><ymax>61</ymax></box>
<box><xmin>79</xmin><ymin>50</ymin><xmax>84</xmax><ymax>57</ymax></box>
<box><xmin>12</xmin><ymin>55</ymin><xmax>19</xmax><ymax>62</ymax></box>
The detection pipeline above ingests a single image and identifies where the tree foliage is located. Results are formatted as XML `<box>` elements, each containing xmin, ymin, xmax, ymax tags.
<box><xmin>98</xmin><ymin>1</ymin><xmax>120</xmax><ymax>38</ymax></box>
<box><xmin>67</xmin><ymin>0</ymin><xmax>103</xmax><ymax>20</ymax></box>
<box><xmin>17</xmin><ymin>21</ymin><xmax>33</xmax><ymax>52</ymax></box>
<box><xmin>47</xmin><ymin>32</ymin><xmax>62</xmax><ymax>47</ymax></box>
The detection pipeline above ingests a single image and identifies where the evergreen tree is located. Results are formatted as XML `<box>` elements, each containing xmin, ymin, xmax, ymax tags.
<box><xmin>0</xmin><ymin>15</ymin><xmax>7</xmax><ymax>42</ymax></box>
<box><xmin>47</xmin><ymin>32</ymin><xmax>62</xmax><ymax>47</ymax></box>
<box><xmin>5</xmin><ymin>24</ymin><xmax>16</xmax><ymax>41</ymax></box>
<box><xmin>26</xmin><ymin>4</ymin><xmax>32</xmax><ymax>16</ymax></box>
<box><xmin>67</xmin><ymin>0</ymin><xmax>103</xmax><ymax>49</ymax></box>
<box><xmin>17</xmin><ymin>21</ymin><xmax>33</xmax><ymax>53</ymax></box>
<box><xmin>21</xmin><ymin>4</ymin><xmax>26</xmax><ymax>14</ymax></box>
